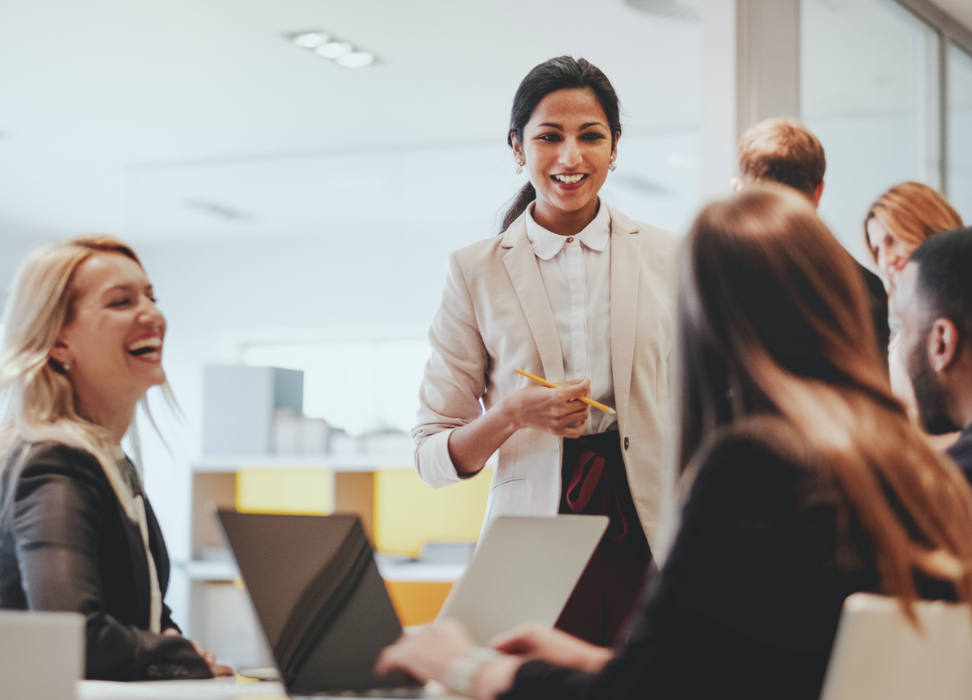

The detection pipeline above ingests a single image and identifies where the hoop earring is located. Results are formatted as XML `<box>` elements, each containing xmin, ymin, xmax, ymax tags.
<box><xmin>608</xmin><ymin>159</ymin><xmax>617</xmax><ymax>172</ymax></box>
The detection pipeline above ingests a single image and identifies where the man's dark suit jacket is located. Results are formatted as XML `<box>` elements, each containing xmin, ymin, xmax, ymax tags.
<box><xmin>948</xmin><ymin>425</ymin><xmax>972</xmax><ymax>485</ymax></box>
<box><xmin>501</xmin><ymin>418</ymin><xmax>954</xmax><ymax>700</ymax></box>
<box><xmin>0</xmin><ymin>442</ymin><xmax>211</xmax><ymax>680</ymax></box>
<box><xmin>858</xmin><ymin>262</ymin><xmax>891</xmax><ymax>367</ymax></box>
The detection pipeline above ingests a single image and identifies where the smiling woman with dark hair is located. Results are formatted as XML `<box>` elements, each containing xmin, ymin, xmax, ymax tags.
<box><xmin>383</xmin><ymin>186</ymin><xmax>972</xmax><ymax>700</ymax></box>
<box><xmin>412</xmin><ymin>56</ymin><xmax>680</xmax><ymax>645</ymax></box>
<box><xmin>0</xmin><ymin>236</ymin><xmax>231</xmax><ymax>680</ymax></box>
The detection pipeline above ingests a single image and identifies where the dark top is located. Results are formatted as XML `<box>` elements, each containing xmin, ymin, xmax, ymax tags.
<box><xmin>858</xmin><ymin>262</ymin><xmax>891</xmax><ymax>368</ymax></box>
<box><xmin>500</xmin><ymin>418</ymin><xmax>953</xmax><ymax>700</ymax></box>
<box><xmin>947</xmin><ymin>424</ymin><xmax>972</xmax><ymax>485</ymax></box>
<box><xmin>556</xmin><ymin>432</ymin><xmax>650</xmax><ymax>646</ymax></box>
<box><xmin>0</xmin><ymin>441</ymin><xmax>211</xmax><ymax>681</ymax></box>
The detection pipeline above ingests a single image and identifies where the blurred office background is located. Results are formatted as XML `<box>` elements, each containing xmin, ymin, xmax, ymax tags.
<box><xmin>1</xmin><ymin>0</ymin><xmax>970</xmax><ymax>667</ymax></box>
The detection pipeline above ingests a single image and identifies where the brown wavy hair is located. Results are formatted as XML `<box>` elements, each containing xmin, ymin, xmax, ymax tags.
<box><xmin>677</xmin><ymin>185</ymin><xmax>972</xmax><ymax>614</ymax></box>
<box><xmin>865</xmin><ymin>182</ymin><xmax>963</xmax><ymax>264</ymax></box>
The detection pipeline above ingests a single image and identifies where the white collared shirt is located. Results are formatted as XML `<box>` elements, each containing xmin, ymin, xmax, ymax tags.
<box><xmin>526</xmin><ymin>200</ymin><xmax>616</xmax><ymax>434</ymax></box>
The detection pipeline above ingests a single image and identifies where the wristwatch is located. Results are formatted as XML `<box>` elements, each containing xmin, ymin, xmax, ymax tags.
<box><xmin>445</xmin><ymin>646</ymin><xmax>501</xmax><ymax>697</ymax></box>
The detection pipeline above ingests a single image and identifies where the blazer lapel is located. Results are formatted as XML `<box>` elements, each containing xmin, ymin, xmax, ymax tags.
<box><xmin>502</xmin><ymin>217</ymin><xmax>565</xmax><ymax>383</ymax></box>
<box><xmin>119</xmin><ymin>502</ymin><xmax>152</xmax><ymax>628</ymax></box>
<box><xmin>609</xmin><ymin>207</ymin><xmax>643</xmax><ymax>422</ymax></box>
<box><xmin>144</xmin><ymin>498</ymin><xmax>170</xmax><ymax>594</ymax></box>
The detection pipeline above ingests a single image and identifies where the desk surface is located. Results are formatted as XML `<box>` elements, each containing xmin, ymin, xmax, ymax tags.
<box><xmin>80</xmin><ymin>679</ymin><xmax>287</xmax><ymax>699</ymax></box>
<box><xmin>79</xmin><ymin>679</ymin><xmax>460</xmax><ymax>700</ymax></box>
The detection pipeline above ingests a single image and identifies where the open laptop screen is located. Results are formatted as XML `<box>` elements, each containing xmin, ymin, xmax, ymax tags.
<box><xmin>217</xmin><ymin>511</ymin><xmax>411</xmax><ymax>694</ymax></box>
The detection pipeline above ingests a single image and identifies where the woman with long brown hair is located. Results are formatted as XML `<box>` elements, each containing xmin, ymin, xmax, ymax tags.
<box><xmin>377</xmin><ymin>186</ymin><xmax>972</xmax><ymax>700</ymax></box>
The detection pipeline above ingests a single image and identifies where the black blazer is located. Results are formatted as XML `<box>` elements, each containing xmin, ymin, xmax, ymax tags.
<box><xmin>0</xmin><ymin>442</ymin><xmax>211</xmax><ymax>681</ymax></box>
<box><xmin>501</xmin><ymin>418</ymin><xmax>954</xmax><ymax>700</ymax></box>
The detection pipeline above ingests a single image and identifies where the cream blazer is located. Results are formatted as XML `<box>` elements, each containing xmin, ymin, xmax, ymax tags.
<box><xmin>412</xmin><ymin>206</ymin><xmax>680</xmax><ymax>549</ymax></box>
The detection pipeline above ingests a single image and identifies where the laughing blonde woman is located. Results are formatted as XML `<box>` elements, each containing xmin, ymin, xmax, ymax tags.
<box><xmin>0</xmin><ymin>235</ymin><xmax>229</xmax><ymax>680</ymax></box>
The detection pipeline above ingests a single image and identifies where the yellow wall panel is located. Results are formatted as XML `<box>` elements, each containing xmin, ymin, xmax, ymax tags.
<box><xmin>373</xmin><ymin>468</ymin><xmax>492</xmax><ymax>556</ymax></box>
<box><xmin>384</xmin><ymin>580</ymin><xmax>454</xmax><ymax>627</ymax></box>
<box><xmin>236</xmin><ymin>468</ymin><xmax>332</xmax><ymax>515</ymax></box>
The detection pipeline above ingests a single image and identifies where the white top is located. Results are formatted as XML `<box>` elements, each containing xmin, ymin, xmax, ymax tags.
<box><xmin>525</xmin><ymin>200</ymin><xmax>616</xmax><ymax>434</ymax></box>
<box><xmin>111</xmin><ymin>446</ymin><xmax>162</xmax><ymax>634</ymax></box>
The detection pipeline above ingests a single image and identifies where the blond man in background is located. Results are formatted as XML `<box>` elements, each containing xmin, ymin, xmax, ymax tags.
<box><xmin>732</xmin><ymin>117</ymin><xmax>891</xmax><ymax>370</ymax></box>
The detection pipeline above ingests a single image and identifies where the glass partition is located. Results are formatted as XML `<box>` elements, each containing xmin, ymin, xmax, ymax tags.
<box><xmin>948</xmin><ymin>44</ymin><xmax>972</xmax><ymax>222</ymax></box>
<box><xmin>802</xmin><ymin>0</ymin><xmax>940</xmax><ymax>263</ymax></box>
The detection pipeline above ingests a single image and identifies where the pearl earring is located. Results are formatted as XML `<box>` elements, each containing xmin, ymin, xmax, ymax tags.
<box><xmin>515</xmin><ymin>161</ymin><xmax>524</xmax><ymax>176</ymax></box>
<box><xmin>64</xmin><ymin>361</ymin><xmax>72</xmax><ymax>371</ymax></box>
<box><xmin>609</xmin><ymin>159</ymin><xmax>617</xmax><ymax>172</ymax></box>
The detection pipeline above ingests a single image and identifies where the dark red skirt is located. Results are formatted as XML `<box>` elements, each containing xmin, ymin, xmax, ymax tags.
<box><xmin>555</xmin><ymin>431</ymin><xmax>651</xmax><ymax>646</ymax></box>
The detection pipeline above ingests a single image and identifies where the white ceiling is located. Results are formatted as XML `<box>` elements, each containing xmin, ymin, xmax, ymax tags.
<box><xmin>0</xmin><ymin>0</ymin><xmax>702</xmax><ymax>241</ymax></box>
<box><xmin>1</xmin><ymin>0</ymin><xmax>968</xmax><ymax>245</ymax></box>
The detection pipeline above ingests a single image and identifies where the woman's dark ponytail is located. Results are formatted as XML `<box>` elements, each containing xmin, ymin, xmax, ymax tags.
<box><xmin>502</xmin><ymin>182</ymin><xmax>538</xmax><ymax>233</ymax></box>
<box><xmin>500</xmin><ymin>56</ymin><xmax>622</xmax><ymax>232</ymax></box>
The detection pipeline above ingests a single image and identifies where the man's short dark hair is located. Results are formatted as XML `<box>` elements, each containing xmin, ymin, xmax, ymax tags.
<box><xmin>909</xmin><ymin>226</ymin><xmax>972</xmax><ymax>341</ymax></box>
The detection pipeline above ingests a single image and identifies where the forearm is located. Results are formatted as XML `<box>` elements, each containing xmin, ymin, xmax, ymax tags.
<box><xmin>20</xmin><ymin>545</ymin><xmax>210</xmax><ymax>680</ymax></box>
<box><xmin>448</xmin><ymin>397</ymin><xmax>521</xmax><ymax>476</ymax></box>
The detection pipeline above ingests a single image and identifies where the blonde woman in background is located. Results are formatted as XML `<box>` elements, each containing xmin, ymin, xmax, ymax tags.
<box><xmin>865</xmin><ymin>182</ymin><xmax>964</xmax><ymax>449</ymax></box>
<box><xmin>0</xmin><ymin>236</ymin><xmax>230</xmax><ymax>680</ymax></box>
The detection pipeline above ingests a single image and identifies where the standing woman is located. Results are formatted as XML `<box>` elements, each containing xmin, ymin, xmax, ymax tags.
<box><xmin>413</xmin><ymin>56</ymin><xmax>679</xmax><ymax>645</ymax></box>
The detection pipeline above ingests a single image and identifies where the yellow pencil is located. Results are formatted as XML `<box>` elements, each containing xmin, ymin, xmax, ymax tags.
<box><xmin>515</xmin><ymin>369</ymin><xmax>617</xmax><ymax>414</ymax></box>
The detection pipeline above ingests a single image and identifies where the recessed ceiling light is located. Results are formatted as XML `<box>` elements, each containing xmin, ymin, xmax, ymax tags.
<box><xmin>291</xmin><ymin>32</ymin><xmax>328</xmax><ymax>49</ymax></box>
<box><xmin>336</xmin><ymin>51</ymin><xmax>375</xmax><ymax>69</ymax></box>
<box><xmin>286</xmin><ymin>29</ymin><xmax>378</xmax><ymax>68</ymax></box>
<box><xmin>315</xmin><ymin>41</ymin><xmax>353</xmax><ymax>59</ymax></box>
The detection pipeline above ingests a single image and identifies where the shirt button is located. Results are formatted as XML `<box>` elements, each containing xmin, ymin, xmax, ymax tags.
<box><xmin>566</xmin><ymin>237</ymin><xmax>574</xmax><ymax>243</ymax></box>
<box><xmin>624</xmin><ymin>437</ymin><xmax>629</xmax><ymax>451</ymax></box>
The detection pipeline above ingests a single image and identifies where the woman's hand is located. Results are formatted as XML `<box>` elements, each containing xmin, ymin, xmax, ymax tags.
<box><xmin>447</xmin><ymin>376</ymin><xmax>591</xmax><ymax>476</ymax></box>
<box><xmin>375</xmin><ymin>619</ymin><xmax>475</xmax><ymax>685</ymax></box>
<box><xmin>504</xmin><ymin>377</ymin><xmax>591</xmax><ymax>438</ymax></box>
<box><xmin>375</xmin><ymin>619</ymin><xmax>521</xmax><ymax>700</ymax></box>
<box><xmin>490</xmin><ymin>622</ymin><xmax>612</xmax><ymax>674</ymax></box>
<box><xmin>162</xmin><ymin>628</ymin><xmax>234</xmax><ymax>677</ymax></box>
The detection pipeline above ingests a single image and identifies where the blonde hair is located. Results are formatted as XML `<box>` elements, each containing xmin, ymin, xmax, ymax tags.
<box><xmin>738</xmin><ymin>118</ymin><xmax>826</xmax><ymax>199</ymax></box>
<box><xmin>0</xmin><ymin>235</ymin><xmax>150</xmax><ymax>520</ymax></box>
<box><xmin>865</xmin><ymin>182</ymin><xmax>963</xmax><ymax>264</ymax></box>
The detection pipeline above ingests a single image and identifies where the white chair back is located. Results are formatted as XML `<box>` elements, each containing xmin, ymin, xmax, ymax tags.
<box><xmin>0</xmin><ymin>610</ymin><xmax>84</xmax><ymax>700</ymax></box>
<box><xmin>820</xmin><ymin>593</ymin><xmax>972</xmax><ymax>700</ymax></box>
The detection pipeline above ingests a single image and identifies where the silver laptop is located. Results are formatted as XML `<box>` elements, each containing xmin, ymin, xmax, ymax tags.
<box><xmin>819</xmin><ymin>593</ymin><xmax>972</xmax><ymax>700</ymax></box>
<box><xmin>217</xmin><ymin>511</ymin><xmax>607</xmax><ymax>696</ymax></box>
<box><xmin>438</xmin><ymin>514</ymin><xmax>609</xmax><ymax>644</ymax></box>
<box><xmin>0</xmin><ymin>610</ymin><xmax>84</xmax><ymax>700</ymax></box>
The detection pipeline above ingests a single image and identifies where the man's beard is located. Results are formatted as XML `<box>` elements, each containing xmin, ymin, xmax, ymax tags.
<box><xmin>908</xmin><ymin>342</ymin><xmax>959</xmax><ymax>435</ymax></box>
